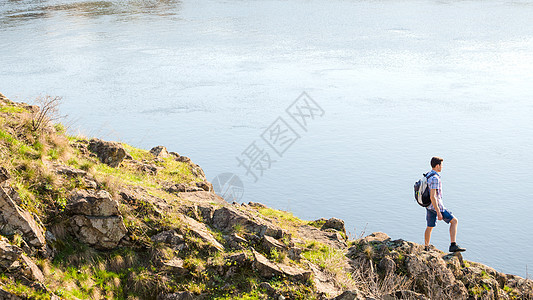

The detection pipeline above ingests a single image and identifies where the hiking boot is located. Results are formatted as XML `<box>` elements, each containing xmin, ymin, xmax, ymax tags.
<box><xmin>449</xmin><ymin>243</ymin><xmax>466</xmax><ymax>252</ymax></box>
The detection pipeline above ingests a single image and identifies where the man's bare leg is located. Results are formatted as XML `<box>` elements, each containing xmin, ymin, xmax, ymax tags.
<box><xmin>425</xmin><ymin>226</ymin><xmax>434</xmax><ymax>246</ymax></box>
<box><xmin>449</xmin><ymin>218</ymin><xmax>458</xmax><ymax>243</ymax></box>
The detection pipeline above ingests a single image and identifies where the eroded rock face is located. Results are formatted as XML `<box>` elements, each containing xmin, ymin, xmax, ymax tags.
<box><xmin>323</xmin><ymin>217</ymin><xmax>346</xmax><ymax>235</ymax></box>
<box><xmin>346</xmin><ymin>233</ymin><xmax>533</xmax><ymax>300</ymax></box>
<box><xmin>70</xmin><ymin>215</ymin><xmax>127</xmax><ymax>249</ymax></box>
<box><xmin>211</xmin><ymin>206</ymin><xmax>285</xmax><ymax>239</ymax></box>
<box><xmin>169</xmin><ymin>153</ymin><xmax>206</xmax><ymax>180</ymax></box>
<box><xmin>251</xmin><ymin>249</ymin><xmax>312</xmax><ymax>282</ymax></box>
<box><xmin>0</xmin><ymin>187</ymin><xmax>46</xmax><ymax>250</ymax></box>
<box><xmin>88</xmin><ymin>138</ymin><xmax>126</xmax><ymax>167</ymax></box>
<box><xmin>53</xmin><ymin>164</ymin><xmax>87</xmax><ymax>178</ymax></box>
<box><xmin>150</xmin><ymin>146</ymin><xmax>170</xmax><ymax>158</ymax></box>
<box><xmin>262</xmin><ymin>235</ymin><xmax>286</xmax><ymax>253</ymax></box>
<box><xmin>151</xmin><ymin>230</ymin><xmax>185</xmax><ymax>246</ymax></box>
<box><xmin>164</xmin><ymin>182</ymin><xmax>212</xmax><ymax>194</ymax></box>
<box><xmin>0</xmin><ymin>236</ymin><xmax>44</xmax><ymax>283</ymax></box>
<box><xmin>52</xmin><ymin>164</ymin><xmax>98</xmax><ymax>189</ymax></box>
<box><xmin>297</xmin><ymin>224</ymin><xmax>347</xmax><ymax>250</ymax></box>
<box><xmin>180</xmin><ymin>215</ymin><xmax>224</xmax><ymax>252</ymax></box>
<box><xmin>67</xmin><ymin>190</ymin><xmax>120</xmax><ymax>216</ymax></box>
<box><xmin>66</xmin><ymin>189</ymin><xmax>126</xmax><ymax>249</ymax></box>
<box><xmin>159</xmin><ymin>257</ymin><xmax>188</xmax><ymax>275</ymax></box>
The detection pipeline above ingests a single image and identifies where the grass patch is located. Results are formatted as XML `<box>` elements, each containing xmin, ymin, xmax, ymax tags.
<box><xmin>255</xmin><ymin>207</ymin><xmax>306</xmax><ymax>226</ymax></box>
<box><xmin>307</xmin><ymin>219</ymin><xmax>326</xmax><ymax>229</ymax></box>
<box><xmin>0</xmin><ymin>105</ymin><xmax>26</xmax><ymax>113</ymax></box>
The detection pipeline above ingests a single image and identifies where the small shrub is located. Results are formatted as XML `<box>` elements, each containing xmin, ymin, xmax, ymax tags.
<box><xmin>30</xmin><ymin>95</ymin><xmax>62</xmax><ymax>132</ymax></box>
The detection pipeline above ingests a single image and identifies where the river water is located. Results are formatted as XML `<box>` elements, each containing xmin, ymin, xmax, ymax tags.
<box><xmin>1</xmin><ymin>0</ymin><xmax>533</xmax><ymax>276</ymax></box>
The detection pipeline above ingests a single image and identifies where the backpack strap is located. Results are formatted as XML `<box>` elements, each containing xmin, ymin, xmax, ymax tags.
<box><xmin>425</xmin><ymin>172</ymin><xmax>437</xmax><ymax>180</ymax></box>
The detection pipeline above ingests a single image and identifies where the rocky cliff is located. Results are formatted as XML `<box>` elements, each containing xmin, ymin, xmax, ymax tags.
<box><xmin>0</xmin><ymin>92</ymin><xmax>532</xmax><ymax>300</ymax></box>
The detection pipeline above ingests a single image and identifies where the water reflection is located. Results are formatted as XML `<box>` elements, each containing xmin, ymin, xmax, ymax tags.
<box><xmin>0</xmin><ymin>0</ymin><xmax>181</xmax><ymax>27</ymax></box>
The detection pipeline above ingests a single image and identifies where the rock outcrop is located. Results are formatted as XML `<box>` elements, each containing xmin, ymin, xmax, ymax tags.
<box><xmin>1</xmin><ymin>93</ymin><xmax>532</xmax><ymax>300</ymax></box>
<box><xmin>66</xmin><ymin>189</ymin><xmax>127</xmax><ymax>249</ymax></box>
<box><xmin>0</xmin><ymin>187</ymin><xmax>46</xmax><ymax>250</ymax></box>
<box><xmin>179</xmin><ymin>214</ymin><xmax>224</xmax><ymax>252</ymax></box>
<box><xmin>0</xmin><ymin>236</ymin><xmax>44</xmax><ymax>283</ymax></box>
<box><xmin>346</xmin><ymin>232</ymin><xmax>533</xmax><ymax>300</ymax></box>
<box><xmin>252</xmin><ymin>249</ymin><xmax>312</xmax><ymax>282</ymax></box>
<box><xmin>211</xmin><ymin>206</ymin><xmax>286</xmax><ymax>239</ymax></box>
<box><xmin>150</xmin><ymin>146</ymin><xmax>170</xmax><ymax>158</ymax></box>
<box><xmin>88</xmin><ymin>138</ymin><xmax>126</xmax><ymax>167</ymax></box>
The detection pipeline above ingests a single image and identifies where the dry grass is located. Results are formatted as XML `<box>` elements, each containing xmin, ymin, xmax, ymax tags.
<box><xmin>301</xmin><ymin>241</ymin><xmax>356</xmax><ymax>290</ymax></box>
<box><xmin>351</xmin><ymin>257</ymin><xmax>412</xmax><ymax>298</ymax></box>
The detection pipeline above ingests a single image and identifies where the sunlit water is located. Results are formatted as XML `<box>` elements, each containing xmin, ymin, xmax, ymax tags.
<box><xmin>1</xmin><ymin>0</ymin><xmax>533</xmax><ymax>276</ymax></box>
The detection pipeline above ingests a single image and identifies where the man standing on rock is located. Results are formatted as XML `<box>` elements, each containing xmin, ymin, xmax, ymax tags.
<box><xmin>424</xmin><ymin>157</ymin><xmax>466</xmax><ymax>253</ymax></box>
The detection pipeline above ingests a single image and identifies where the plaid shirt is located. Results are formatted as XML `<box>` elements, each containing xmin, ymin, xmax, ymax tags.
<box><xmin>427</xmin><ymin>170</ymin><xmax>445</xmax><ymax>212</ymax></box>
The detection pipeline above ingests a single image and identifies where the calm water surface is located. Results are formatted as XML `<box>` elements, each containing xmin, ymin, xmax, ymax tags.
<box><xmin>1</xmin><ymin>0</ymin><xmax>533</xmax><ymax>276</ymax></box>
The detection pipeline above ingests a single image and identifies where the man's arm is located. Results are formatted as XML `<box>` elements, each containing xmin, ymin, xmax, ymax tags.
<box><xmin>430</xmin><ymin>189</ymin><xmax>443</xmax><ymax>220</ymax></box>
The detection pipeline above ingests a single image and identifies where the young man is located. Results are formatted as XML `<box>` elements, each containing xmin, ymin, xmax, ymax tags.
<box><xmin>424</xmin><ymin>157</ymin><xmax>466</xmax><ymax>252</ymax></box>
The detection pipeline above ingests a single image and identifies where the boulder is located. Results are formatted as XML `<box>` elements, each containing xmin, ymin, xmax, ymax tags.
<box><xmin>361</xmin><ymin>232</ymin><xmax>390</xmax><ymax>243</ymax></box>
<box><xmin>66</xmin><ymin>189</ymin><xmax>120</xmax><ymax>216</ymax></box>
<box><xmin>225</xmin><ymin>233</ymin><xmax>248</xmax><ymax>250</ymax></box>
<box><xmin>174</xmin><ymin>155</ymin><xmax>192</xmax><ymax>163</ymax></box>
<box><xmin>65</xmin><ymin>189</ymin><xmax>127</xmax><ymax>249</ymax></box>
<box><xmin>119</xmin><ymin>187</ymin><xmax>172</xmax><ymax>215</ymax></box>
<box><xmin>252</xmin><ymin>249</ymin><xmax>312</xmax><ymax>282</ymax></box>
<box><xmin>169</xmin><ymin>153</ymin><xmax>206</xmax><ymax>180</ymax></box>
<box><xmin>88</xmin><ymin>138</ymin><xmax>126</xmax><ymax>167</ymax></box>
<box><xmin>308</xmin><ymin>263</ymin><xmax>343</xmax><ymax>298</ymax></box>
<box><xmin>160</xmin><ymin>257</ymin><xmax>188</xmax><ymax>275</ymax></box>
<box><xmin>151</xmin><ymin>230</ymin><xmax>185</xmax><ymax>246</ymax></box>
<box><xmin>195</xmin><ymin>181</ymin><xmax>213</xmax><ymax>192</ymax></box>
<box><xmin>227</xmin><ymin>252</ymin><xmax>249</xmax><ymax>265</ymax></box>
<box><xmin>180</xmin><ymin>215</ymin><xmax>224</xmax><ymax>252</ymax></box>
<box><xmin>405</xmin><ymin>254</ymin><xmax>430</xmax><ymax>277</ymax></box>
<box><xmin>190</xmin><ymin>163</ymin><xmax>206</xmax><ymax>180</ymax></box>
<box><xmin>0</xmin><ymin>236</ymin><xmax>44</xmax><ymax>283</ymax></box>
<box><xmin>252</xmin><ymin>249</ymin><xmax>284</xmax><ymax>278</ymax></box>
<box><xmin>262</xmin><ymin>235</ymin><xmax>286</xmax><ymax>253</ymax></box>
<box><xmin>211</xmin><ymin>206</ymin><xmax>285</xmax><ymax>239</ymax></box>
<box><xmin>164</xmin><ymin>182</ymin><xmax>204</xmax><ymax>194</ymax></box>
<box><xmin>52</xmin><ymin>164</ymin><xmax>97</xmax><ymax>188</ymax></box>
<box><xmin>0</xmin><ymin>187</ymin><xmax>46</xmax><ymax>249</ymax></box>
<box><xmin>70</xmin><ymin>215</ymin><xmax>127</xmax><ymax>250</ymax></box>
<box><xmin>53</xmin><ymin>164</ymin><xmax>87</xmax><ymax>178</ymax></box>
<box><xmin>150</xmin><ymin>146</ymin><xmax>170</xmax><ymax>158</ymax></box>
<box><xmin>288</xmin><ymin>247</ymin><xmax>302</xmax><ymax>261</ymax></box>
<box><xmin>297</xmin><ymin>225</ymin><xmax>347</xmax><ymax>249</ymax></box>
<box><xmin>323</xmin><ymin>217</ymin><xmax>346</xmax><ymax>235</ymax></box>
<box><xmin>133</xmin><ymin>161</ymin><xmax>159</xmax><ymax>175</ymax></box>
<box><xmin>248</xmin><ymin>202</ymin><xmax>267</xmax><ymax>208</ymax></box>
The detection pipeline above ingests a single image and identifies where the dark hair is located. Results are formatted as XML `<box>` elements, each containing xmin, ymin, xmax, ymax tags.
<box><xmin>431</xmin><ymin>157</ymin><xmax>443</xmax><ymax>168</ymax></box>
